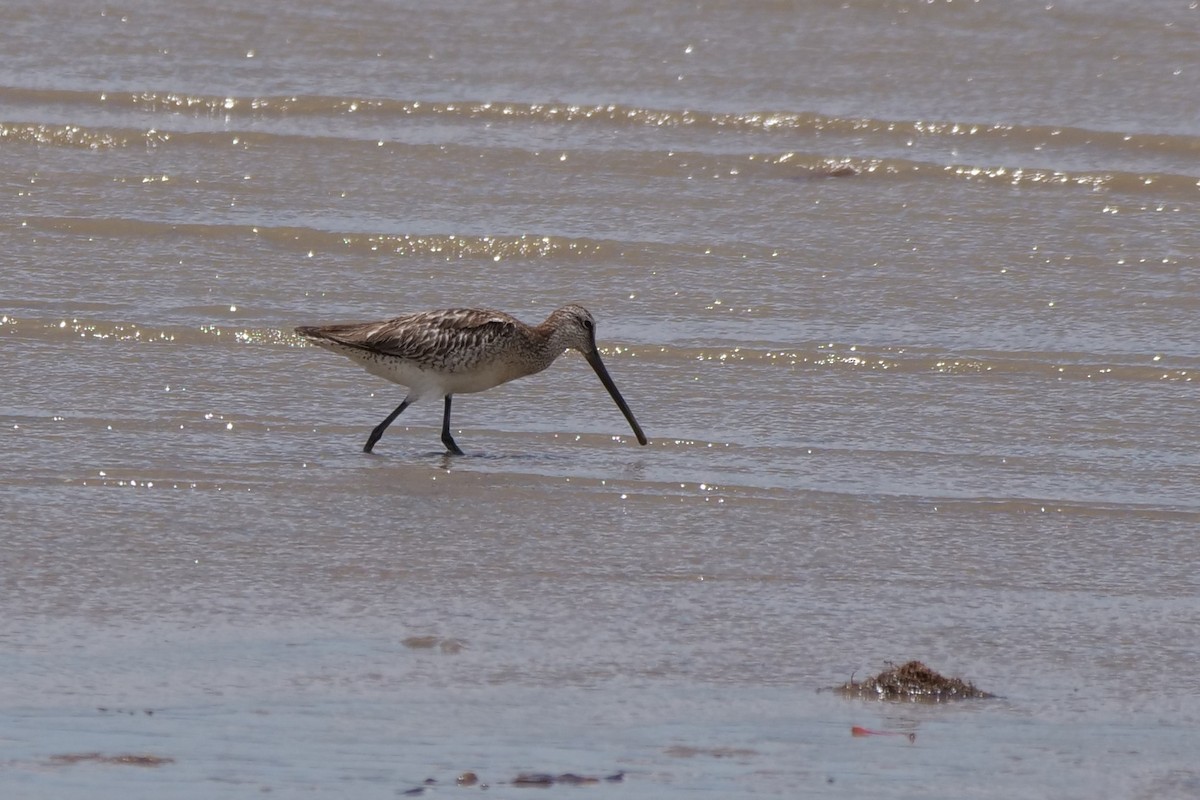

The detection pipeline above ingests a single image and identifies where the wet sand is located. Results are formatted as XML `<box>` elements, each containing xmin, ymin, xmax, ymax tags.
<box><xmin>4</xmin><ymin>0</ymin><xmax>1200</xmax><ymax>796</ymax></box>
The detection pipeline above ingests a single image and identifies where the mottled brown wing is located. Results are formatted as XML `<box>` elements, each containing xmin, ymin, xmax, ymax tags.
<box><xmin>311</xmin><ymin>309</ymin><xmax>522</xmax><ymax>370</ymax></box>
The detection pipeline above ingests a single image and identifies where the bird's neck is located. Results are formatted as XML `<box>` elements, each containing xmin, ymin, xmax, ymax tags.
<box><xmin>529</xmin><ymin>315</ymin><xmax>574</xmax><ymax>368</ymax></box>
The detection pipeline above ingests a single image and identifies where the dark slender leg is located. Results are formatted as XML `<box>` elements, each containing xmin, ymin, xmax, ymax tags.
<box><xmin>363</xmin><ymin>399</ymin><xmax>410</xmax><ymax>453</ymax></box>
<box><xmin>441</xmin><ymin>395</ymin><xmax>465</xmax><ymax>455</ymax></box>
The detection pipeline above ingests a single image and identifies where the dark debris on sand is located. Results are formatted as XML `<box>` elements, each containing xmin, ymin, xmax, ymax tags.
<box><xmin>512</xmin><ymin>771</ymin><xmax>625</xmax><ymax>787</ymax></box>
<box><xmin>837</xmin><ymin>660</ymin><xmax>992</xmax><ymax>702</ymax></box>
<box><xmin>402</xmin><ymin>770</ymin><xmax>624</xmax><ymax>794</ymax></box>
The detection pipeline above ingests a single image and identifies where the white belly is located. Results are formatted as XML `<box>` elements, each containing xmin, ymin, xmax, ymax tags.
<box><xmin>317</xmin><ymin>341</ymin><xmax>527</xmax><ymax>399</ymax></box>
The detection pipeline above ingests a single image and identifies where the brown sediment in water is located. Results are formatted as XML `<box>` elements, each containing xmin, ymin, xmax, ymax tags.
<box><xmin>47</xmin><ymin>752</ymin><xmax>174</xmax><ymax>767</ymax></box>
<box><xmin>401</xmin><ymin>635</ymin><xmax>466</xmax><ymax>653</ymax></box>
<box><xmin>837</xmin><ymin>660</ymin><xmax>992</xmax><ymax>701</ymax></box>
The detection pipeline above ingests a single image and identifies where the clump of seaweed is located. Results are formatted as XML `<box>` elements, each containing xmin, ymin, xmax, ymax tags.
<box><xmin>838</xmin><ymin>660</ymin><xmax>991</xmax><ymax>702</ymax></box>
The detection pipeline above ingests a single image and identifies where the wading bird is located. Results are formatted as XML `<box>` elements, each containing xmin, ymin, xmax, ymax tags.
<box><xmin>295</xmin><ymin>304</ymin><xmax>647</xmax><ymax>454</ymax></box>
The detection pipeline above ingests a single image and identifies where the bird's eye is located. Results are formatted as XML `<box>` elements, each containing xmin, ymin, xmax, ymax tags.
<box><xmin>583</xmin><ymin>319</ymin><xmax>594</xmax><ymax>330</ymax></box>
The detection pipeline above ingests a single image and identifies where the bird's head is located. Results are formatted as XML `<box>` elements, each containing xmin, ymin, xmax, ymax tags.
<box><xmin>546</xmin><ymin>303</ymin><xmax>599</xmax><ymax>354</ymax></box>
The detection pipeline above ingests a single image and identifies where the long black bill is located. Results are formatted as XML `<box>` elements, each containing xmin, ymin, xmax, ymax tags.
<box><xmin>584</xmin><ymin>349</ymin><xmax>648</xmax><ymax>445</ymax></box>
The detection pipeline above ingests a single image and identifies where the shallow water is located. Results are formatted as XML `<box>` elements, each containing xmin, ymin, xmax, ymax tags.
<box><xmin>3</xmin><ymin>0</ymin><xmax>1200</xmax><ymax>797</ymax></box>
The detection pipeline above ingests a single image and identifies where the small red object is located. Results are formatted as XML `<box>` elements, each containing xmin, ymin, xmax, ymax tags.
<box><xmin>851</xmin><ymin>726</ymin><xmax>916</xmax><ymax>743</ymax></box>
